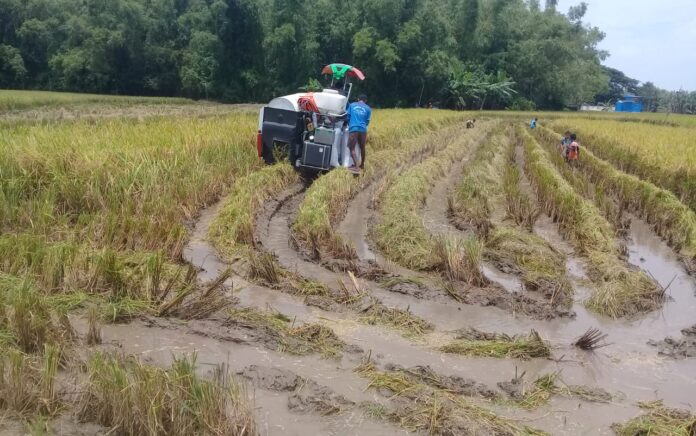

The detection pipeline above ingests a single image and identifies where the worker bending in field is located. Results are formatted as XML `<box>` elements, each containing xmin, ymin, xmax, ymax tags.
<box><xmin>530</xmin><ymin>117</ymin><xmax>538</xmax><ymax>129</ymax></box>
<box><xmin>466</xmin><ymin>119</ymin><xmax>476</xmax><ymax>129</ymax></box>
<box><xmin>346</xmin><ymin>94</ymin><xmax>372</xmax><ymax>172</ymax></box>
<box><xmin>567</xmin><ymin>133</ymin><xmax>580</xmax><ymax>166</ymax></box>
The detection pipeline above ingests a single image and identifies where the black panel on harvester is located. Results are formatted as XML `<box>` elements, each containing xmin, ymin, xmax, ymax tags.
<box><xmin>302</xmin><ymin>141</ymin><xmax>331</xmax><ymax>170</ymax></box>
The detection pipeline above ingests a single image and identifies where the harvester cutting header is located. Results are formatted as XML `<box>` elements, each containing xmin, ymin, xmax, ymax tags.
<box><xmin>257</xmin><ymin>63</ymin><xmax>367</xmax><ymax>175</ymax></box>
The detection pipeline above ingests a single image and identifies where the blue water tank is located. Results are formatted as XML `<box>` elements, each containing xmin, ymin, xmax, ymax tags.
<box><xmin>615</xmin><ymin>94</ymin><xmax>643</xmax><ymax>112</ymax></box>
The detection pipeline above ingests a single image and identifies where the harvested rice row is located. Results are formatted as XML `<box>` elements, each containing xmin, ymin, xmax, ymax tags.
<box><xmin>536</xmin><ymin>126</ymin><xmax>696</xmax><ymax>271</ymax></box>
<box><xmin>612</xmin><ymin>401</ymin><xmax>696</xmax><ymax>436</ymax></box>
<box><xmin>518</xmin><ymin>126</ymin><xmax>663</xmax><ymax>318</ymax></box>
<box><xmin>550</xmin><ymin>119</ymin><xmax>696</xmax><ymax>212</ymax></box>
<box><xmin>293</xmin><ymin>110</ymin><xmax>470</xmax><ymax>258</ymax></box>
<box><xmin>355</xmin><ymin>361</ymin><xmax>544</xmax><ymax>435</ymax></box>
<box><xmin>373</xmin><ymin>123</ymin><xmax>491</xmax><ymax>273</ymax></box>
<box><xmin>245</xmin><ymin>242</ymin><xmax>432</xmax><ymax>339</ymax></box>
<box><xmin>451</xmin><ymin>129</ymin><xmax>573</xmax><ymax>305</ymax></box>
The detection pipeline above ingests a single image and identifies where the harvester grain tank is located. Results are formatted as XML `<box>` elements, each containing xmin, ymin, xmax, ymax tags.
<box><xmin>256</xmin><ymin>64</ymin><xmax>366</xmax><ymax>175</ymax></box>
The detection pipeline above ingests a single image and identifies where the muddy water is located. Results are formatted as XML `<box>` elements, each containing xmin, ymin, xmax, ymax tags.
<box><xmin>420</xmin><ymin>138</ymin><xmax>525</xmax><ymax>294</ymax></box>
<box><xmin>334</xmin><ymin>145</ymin><xmax>696</xmax><ymax>433</ymax></box>
<box><xmin>339</xmin><ymin>185</ymin><xmax>378</xmax><ymax>262</ymax></box>
<box><xmin>97</xmin><ymin>321</ymin><xmax>404</xmax><ymax>436</ymax></box>
<box><xmin>172</xmin><ymin>153</ymin><xmax>695</xmax><ymax>435</ymax></box>
<box><xmin>170</xmin><ymin>197</ymin><xmax>407</xmax><ymax>434</ymax></box>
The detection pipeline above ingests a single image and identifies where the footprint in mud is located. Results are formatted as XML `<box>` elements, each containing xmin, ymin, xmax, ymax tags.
<box><xmin>239</xmin><ymin>365</ymin><xmax>354</xmax><ymax>415</ymax></box>
<box><xmin>648</xmin><ymin>324</ymin><xmax>696</xmax><ymax>359</ymax></box>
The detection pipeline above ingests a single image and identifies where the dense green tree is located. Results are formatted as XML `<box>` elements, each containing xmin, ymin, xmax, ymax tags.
<box><xmin>0</xmin><ymin>0</ymin><xmax>636</xmax><ymax>109</ymax></box>
<box><xmin>594</xmin><ymin>66</ymin><xmax>640</xmax><ymax>104</ymax></box>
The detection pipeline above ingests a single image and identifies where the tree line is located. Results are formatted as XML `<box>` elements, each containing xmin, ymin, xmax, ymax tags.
<box><xmin>0</xmin><ymin>0</ymin><xmax>635</xmax><ymax>109</ymax></box>
<box><xmin>597</xmin><ymin>67</ymin><xmax>696</xmax><ymax>114</ymax></box>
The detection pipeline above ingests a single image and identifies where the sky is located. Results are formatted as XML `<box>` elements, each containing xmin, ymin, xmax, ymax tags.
<box><xmin>556</xmin><ymin>0</ymin><xmax>696</xmax><ymax>91</ymax></box>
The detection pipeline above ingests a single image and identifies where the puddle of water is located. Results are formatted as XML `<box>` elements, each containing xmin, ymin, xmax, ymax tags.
<box><xmin>338</xmin><ymin>186</ymin><xmax>377</xmax><ymax>262</ymax></box>
<box><xmin>183</xmin><ymin>201</ymin><xmax>232</xmax><ymax>284</ymax></box>
<box><xmin>230</xmin><ymin>153</ymin><xmax>696</xmax><ymax>433</ymax></box>
<box><xmin>99</xmin><ymin>322</ymin><xmax>402</xmax><ymax>436</ymax></box>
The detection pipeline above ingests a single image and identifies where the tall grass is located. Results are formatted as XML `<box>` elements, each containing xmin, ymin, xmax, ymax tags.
<box><xmin>1</xmin><ymin>114</ymin><xmax>259</xmax><ymax>257</ymax></box>
<box><xmin>293</xmin><ymin>110</ymin><xmax>470</xmax><ymax>257</ymax></box>
<box><xmin>518</xmin><ymin>126</ymin><xmax>662</xmax><ymax>317</ymax></box>
<box><xmin>79</xmin><ymin>352</ymin><xmax>257</xmax><ymax>436</ymax></box>
<box><xmin>0</xmin><ymin>90</ymin><xmax>194</xmax><ymax>112</ymax></box>
<box><xmin>537</xmin><ymin>126</ymin><xmax>696</xmax><ymax>268</ymax></box>
<box><xmin>550</xmin><ymin>118</ymin><xmax>696</xmax><ymax>211</ymax></box>
<box><xmin>0</xmin><ymin>113</ymin><xmax>258</xmax><ymax>321</ymax></box>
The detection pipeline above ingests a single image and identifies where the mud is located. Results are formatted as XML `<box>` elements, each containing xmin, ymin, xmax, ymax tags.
<box><xmin>0</xmin><ymin>415</ymin><xmax>108</xmax><ymax>436</ymax></box>
<box><xmin>497</xmin><ymin>376</ymin><xmax>525</xmax><ymax>400</ymax></box>
<box><xmin>240</xmin><ymin>365</ymin><xmax>355</xmax><ymax>415</ymax></box>
<box><xmin>384</xmin><ymin>363</ymin><xmax>497</xmax><ymax>398</ymax></box>
<box><xmin>649</xmin><ymin>324</ymin><xmax>696</xmax><ymax>359</ymax></box>
<box><xmin>240</xmin><ymin>365</ymin><xmax>304</xmax><ymax>391</ymax></box>
<box><xmin>287</xmin><ymin>379</ymin><xmax>355</xmax><ymax>415</ymax></box>
<box><xmin>99</xmin><ymin>125</ymin><xmax>696</xmax><ymax>436</ymax></box>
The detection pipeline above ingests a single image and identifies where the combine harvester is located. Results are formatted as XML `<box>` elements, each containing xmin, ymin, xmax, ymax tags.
<box><xmin>257</xmin><ymin>63</ymin><xmax>365</xmax><ymax>176</ymax></box>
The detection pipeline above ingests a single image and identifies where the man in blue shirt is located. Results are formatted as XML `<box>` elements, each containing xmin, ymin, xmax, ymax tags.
<box><xmin>346</xmin><ymin>94</ymin><xmax>372</xmax><ymax>171</ymax></box>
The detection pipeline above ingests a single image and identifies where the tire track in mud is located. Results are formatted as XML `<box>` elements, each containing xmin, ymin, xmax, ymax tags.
<box><xmin>101</xmin><ymin>188</ymin><xmax>410</xmax><ymax>435</ymax></box>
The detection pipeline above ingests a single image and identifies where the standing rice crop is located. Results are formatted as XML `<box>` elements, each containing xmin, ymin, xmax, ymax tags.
<box><xmin>293</xmin><ymin>110</ymin><xmax>470</xmax><ymax>258</ymax></box>
<box><xmin>550</xmin><ymin>118</ymin><xmax>696</xmax><ymax>211</ymax></box>
<box><xmin>450</xmin><ymin>129</ymin><xmax>572</xmax><ymax>304</ymax></box>
<box><xmin>537</xmin><ymin>126</ymin><xmax>696</xmax><ymax>270</ymax></box>
<box><xmin>374</xmin><ymin>124</ymin><xmax>489</xmax><ymax>272</ymax></box>
<box><xmin>518</xmin><ymin>126</ymin><xmax>662</xmax><ymax>318</ymax></box>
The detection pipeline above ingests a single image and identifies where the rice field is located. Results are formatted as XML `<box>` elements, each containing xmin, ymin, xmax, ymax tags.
<box><xmin>1</xmin><ymin>92</ymin><xmax>695</xmax><ymax>435</ymax></box>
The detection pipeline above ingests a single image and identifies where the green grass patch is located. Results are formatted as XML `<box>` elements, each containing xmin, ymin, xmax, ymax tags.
<box><xmin>209</xmin><ymin>163</ymin><xmax>299</xmax><ymax>258</ymax></box>
<box><xmin>0</xmin><ymin>89</ymin><xmax>193</xmax><ymax>111</ymax></box>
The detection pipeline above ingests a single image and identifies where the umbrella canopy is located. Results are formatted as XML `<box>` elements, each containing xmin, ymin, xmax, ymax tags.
<box><xmin>321</xmin><ymin>64</ymin><xmax>365</xmax><ymax>81</ymax></box>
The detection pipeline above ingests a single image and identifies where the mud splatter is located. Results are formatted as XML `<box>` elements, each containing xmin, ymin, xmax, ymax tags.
<box><xmin>649</xmin><ymin>325</ymin><xmax>696</xmax><ymax>359</ymax></box>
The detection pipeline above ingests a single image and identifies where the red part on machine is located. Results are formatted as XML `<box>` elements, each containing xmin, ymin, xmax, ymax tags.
<box><xmin>298</xmin><ymin>94</ymin><xmax>320</xmax><ymax>113</ymax></box>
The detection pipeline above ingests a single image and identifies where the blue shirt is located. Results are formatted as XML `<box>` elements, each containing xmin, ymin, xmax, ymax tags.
<box><xmin>347</xmin><ymin>101</ymin><xmax>372</xmax><ymax>133</ymax></box>
<box><xmin>530</xmin><ymin>119</ymin><xmax>537</xmax><ymax>129</ymax></box>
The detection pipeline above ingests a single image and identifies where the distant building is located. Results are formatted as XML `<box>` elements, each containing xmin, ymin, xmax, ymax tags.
<box><xmin>615</xmin><ymin>94</ymin><xmax>643</xmax><ymax>113</ymax></box>
<box><xmin>580</xmin><ymin>104</ymin><xmax>613</xmax><ymax>112</ymax></box>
